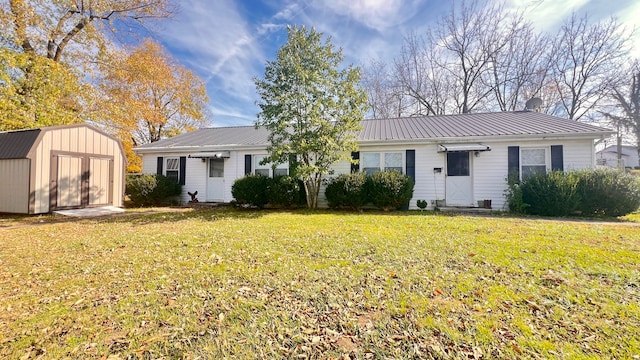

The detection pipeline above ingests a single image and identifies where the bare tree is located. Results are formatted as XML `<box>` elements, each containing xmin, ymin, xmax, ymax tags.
<box><xmin>485</xmin><ymin>14</ymin><xmax>551</xmax><ymax>111</ymax></box>
<box><xmin>549</xmin><ymin>13</ymin><xmax>631</xmax><ymax>121</ymax></box>
<box><xmin>429</xmin><ymin>0</ymin><xmax>512</xmax><ymax>114</ymax></box>
<box><xmin>601</xmin><ymin>61</ymin><xmax>640</xmax><ymax>167</ymax></box>
<box><xmin>392</xmin><ymin>32</ymin><xmax>451</xmax><ymax>116</ymax></box>
<box><xmin>361</xmin><ymin>60</ymin><xmax>405</xmax><ymax>119</ymax></box>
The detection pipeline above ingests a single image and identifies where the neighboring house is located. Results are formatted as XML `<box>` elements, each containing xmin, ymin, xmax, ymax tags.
<box><xmin>596</xmin><ymin>145</ymin><xmax>639</xmax><ymax>169</ymax></box>
<box><xmin>0</xmin><ymin>124</ymin><xmax>126</xmax><ymax>214</ymax></box>
<box><xmin>134</xmin><ymin>111</ymin><xmax>613</xmax><ymax>210</ymax></box>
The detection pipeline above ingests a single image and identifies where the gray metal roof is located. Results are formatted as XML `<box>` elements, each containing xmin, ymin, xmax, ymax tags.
<box><xmin>135</xmin><ymin>125</ymin><xmax>271</xmax><ymax>149</ymax></box>
<box><xmin>0</xmin><ymin>128</ymin><xmax>42</xmax><ymax>159</ymax></box>
<box><xmin>134</xmin><ymin>111</ymin><xmax>613</xmax><ymax>152</ymax></box>
<box><xmin>359</xmin><ymin>111</ymin><xmax>612</xmax><ymax>141</ymax></box>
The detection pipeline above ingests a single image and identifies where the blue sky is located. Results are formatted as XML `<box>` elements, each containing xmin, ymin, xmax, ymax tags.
<box><xmin>155</xmin><ymin>0</ymin><xmax>640</xmax><ymax>128</ymax></box>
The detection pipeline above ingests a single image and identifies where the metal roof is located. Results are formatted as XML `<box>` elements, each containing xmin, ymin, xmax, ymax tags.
<box><xmin>135</xmin><ymin>125</ymin><xmax>271</xmax><ymax>150</ymax></box>
<box><xmin>359</xmin><ymin>111</ymin><xmax>612</xmax><ymax>141</ymax></box>
<box><xmin>0</xmin><ymin>128</ymin><xmax>42</xmax><ymax>159</ymax></box>
<box><xmin>134</xmin><ymin>112</ymin><xmax>613</xmax><ymax>152</ymax></box>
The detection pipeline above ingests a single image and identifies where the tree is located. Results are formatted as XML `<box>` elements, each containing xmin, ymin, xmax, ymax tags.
<box><xmin>549</xmin><ymin>14</ymin><xmax>631</xmax><ymax>121</ymax></box>
<box><xmin>429</xmin><ymin>0</ymin><xmax>511</xmax><ymax>114</ymax></box>
<box><xmin>99</xmin><ymin>39</ymin><xmax>210</xmax><ymax>172</ymax></box>
<box><xmin>0</xmin><ymin>48</ymin><xmax>90</xmax><ymax>130</ymax></box>
<box><xmin>3</xmin><ymin>0</ymin><xmax>175</xmax><ymax>62</ymax></box>
<box><xmin>362</xmin><ymin>59</ymin><xmax>404</xmax><ymax>118</ymax></box>
<box><xmin>601</xmin><ymin>61</ymin><xmax>640</xmax><ymax>167</ymax></box>
<box><xmin>254</xmin><ymin>26</ymin><xmax>368</xmax><ymax>209</ymax></box>
<box><xmin>393</xmin><ymin>32</ymin><xmax>451</xmax><ymax>116</ymax></box>
<box><xmin>485</xmin><ymin>15</ymin><xmax>551</xmax><ymax>112</ymax></box>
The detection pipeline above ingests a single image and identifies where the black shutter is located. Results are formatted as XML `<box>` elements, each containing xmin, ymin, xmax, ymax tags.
<box><xmin>551</xmin><ymin>145</ymin><xmax>563</xmax><ymax>172</ymax></box>
<box><xmin>406</xmin><ymin>150</ymin><xmax>415</xmax><ymax>181</ymax></box>
<box><xmin>179</xmin><ymin>156</ymin><xmax>186</xmax><ymax>185</ymax></box>
<box><xmin>351</xmin><ymin>151</ymin><xmax>359</xmax><ymax>173</ymax></box>
<box><xmin>244</xmin><ymin>155</ymin><xmax>252</xmax><ymax>175</ymax></box>
<box><xmin>157</xmin><ymin>157</ymin><xmax>164</xmax><ymax>175</ymax></box>
<box><xmin>508</xmin><ymin>146</ymin><xmax>520</xmax><ymax>183</ymax></box>
<box><xmin>288</xmin><ymin>154</ymin><xmax>297</xmax><ymax>176</ymax></box>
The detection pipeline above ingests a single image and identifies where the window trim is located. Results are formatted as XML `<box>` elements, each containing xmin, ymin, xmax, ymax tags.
<box><xmin>360</xmin><ymin>151</ymin><xmax>404</xmax><ymax>175</ymax></box>
<box><xmin>253</xmin><ymin>154</ymin><xmax>289</xmax><ymax>178</ymax></box>
<box><xmin>165</xmin><ymin>157</ymin><xmax>180</xmax><ymax>182</ymax></box>
<box><xmin>520</xmin><ymin>147</ymin><xmax>548</xmax><ymax>179</ymax></box>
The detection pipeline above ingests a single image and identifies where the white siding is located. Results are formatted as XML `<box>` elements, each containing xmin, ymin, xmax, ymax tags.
<box><xmin>0</xmin><ymin>159</ymin><xmax>30</xmax><ymax>214</ymax></box>
<box><xmin>138</xmin><ymin>138</ymin><xmax>598</xmax><ymax>210</ymax></box>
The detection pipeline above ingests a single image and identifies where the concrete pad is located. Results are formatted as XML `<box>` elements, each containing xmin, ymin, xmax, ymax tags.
<box><xmin>53</xmin><ymin>206</ymin><xmax>125</xmax><ymax>217</ymax></box>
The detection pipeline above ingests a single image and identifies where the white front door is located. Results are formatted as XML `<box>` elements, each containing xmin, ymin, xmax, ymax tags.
<box><xmin>445</xmin><ymin>152</ymin><xmax>473</xmax><ymax>206</ymax></box>
<box><xmin>206</xmin><ymin>158</ymin><xmax>225</xmax><ymax>201</ymax></box>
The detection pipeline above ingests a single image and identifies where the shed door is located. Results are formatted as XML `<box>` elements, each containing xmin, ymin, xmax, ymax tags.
<box><xmin>89</xmin><ymin>157</ymin><xmax>113</xmax><ymax>206</ymax></box>
<box><xmin>56</xmin><ymin>155</ymin><xmax>84</xmax><ymax>208</ymax></box>
<box><xmin>445</xmin><ymin>152</ymin><xmax>473</xmax><ymax>206</ymax></box>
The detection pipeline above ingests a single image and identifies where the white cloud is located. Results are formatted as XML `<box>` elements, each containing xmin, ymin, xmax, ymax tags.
<box><xmin>616</xmin><ymin>1</ymin><xmax>640</xmax><ymax>57</ymax></box>
<box><xmin>501</xmin><ymin>0</ymin><xmax>590</xmax><ymax>32</ymax></box>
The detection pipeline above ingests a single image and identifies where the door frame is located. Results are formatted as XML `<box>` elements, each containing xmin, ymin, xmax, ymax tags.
<box><xmin>444</xmin><ymin>151</ymin><xmax>474</xmax><ymax>206</ymax></box>
<box><xmin>50</xmin><ymin>151</ymin><xmax>114</xmax><ymax>211</ymax></box>
<box><xmin>206</xmin><ymin>158</ymin><xmax>225</xmax><ymax>202</ymax></box>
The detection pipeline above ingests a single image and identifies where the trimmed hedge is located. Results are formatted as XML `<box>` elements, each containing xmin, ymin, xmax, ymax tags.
<box><xmin>507</xmin><ymin>169</ymin><xmax>640</xmax><ymax>217</ymax></box>
<box><xmin>267</xmin><ymin>176</ymin><xmax>306</xmax><ymax>208</ymax></box>
<box><xmin>575</xmin><ymin>169</ymin><xmax>640</xmax><ymax>217</ymax></box>
<box><xmin>232</xmin><ymin>175</ymin><xmax>304</xmax><ymax>208</ymax></box>
<box><xmin>367</xmin><ymin>171</ymin><xmax>414</xmax><ymax>211</ymax></box>
<box><xmin>125</xmin><ymin>174</ymin><xmax>182</xmax><ymax>207</ymax></box>
<box><xmin>325</xmin><ymin>172</ymin><xmax>368</xmax><ymax>210</ymax></box>
<box><xmin>231</xmin><ymin>174</ymin><xmax>270</xmax><ymax>208</ymax></box>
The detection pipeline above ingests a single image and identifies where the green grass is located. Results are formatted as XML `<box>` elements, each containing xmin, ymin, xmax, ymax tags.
<box><xmin>1</xmin><ymin>208</ymin><xmax>639</xmax><ymax>359</ymax></box>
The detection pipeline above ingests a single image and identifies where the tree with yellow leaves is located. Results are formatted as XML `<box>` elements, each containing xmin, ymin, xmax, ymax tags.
<box><xmin>99</xmin><ymin>39</ymin><xmax>210</xmax><ymax>172</ymax></box>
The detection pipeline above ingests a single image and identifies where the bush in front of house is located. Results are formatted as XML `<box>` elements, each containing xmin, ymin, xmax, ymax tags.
<box><xmin>507</xmin><ymin>169</ymin><xmax>640</xmax><ymax>217</ymax></box>
<box><xmin>520</xmin><ymin>171</ymin><xmax>581</xmax><ymax>217</ymax></box>
<box><xmin>231</xmin><ymin>174</ymin><xmax>270</xmax><ymax>208</ymax></box>
<box><xmin>325</xmin><ymin>172</ymin><xmax>368</xmax><ymax>210</ymax></box>
<box><xmin>125</xmin><ymin>174</ymin><xmax>182</xmax><ymax>207</ymax></box>
<box><xmin>267</xmin><ymin>176</ymin><xmax>305</xmax><ymax>207</ymax></box>
<box><xmin>367</xmin><ymin>170</ymin><xmax>414</xmax><ymax>211</ymax></box>
<box><xmin>575</xmin><ymin>168</ymin><xmax>640</xmax><ymax>217</ymax></box>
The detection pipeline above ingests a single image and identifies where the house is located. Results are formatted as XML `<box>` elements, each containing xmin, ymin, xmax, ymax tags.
<box><xmin>134</xmin><ymin>111</ymin><xmax>613</xmax><ymax>210</ymax></box>
<box><xmin>596</xmin><ymin>145</ymin><xmax>639</xmax><ymax>169</ymax></box>
<box><xmin>0</xmin><ymin>124</ymin><xmax>126</xmax><ymax>214</ymax></box>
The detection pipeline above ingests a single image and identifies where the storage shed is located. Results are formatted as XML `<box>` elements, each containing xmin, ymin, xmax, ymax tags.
<box><xmin>0</xmin><ymin>124</ymin><xmax>126</xmax><ymax>214</ymax></box>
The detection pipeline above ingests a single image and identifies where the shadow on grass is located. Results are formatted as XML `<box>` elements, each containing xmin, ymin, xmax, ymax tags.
<box><xmin>2</xmin><ymin>206</ymin><xmax>637</xmax><ymax>229</ymax></box>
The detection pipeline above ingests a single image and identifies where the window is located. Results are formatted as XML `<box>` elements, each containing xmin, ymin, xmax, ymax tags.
<box><xmin>209</xmin><ymin>158</ymin><xmax>224</xmax><ymax>178</ymax></box>
<box><xmin>165</xmin><ymin>158</ymin><xmax>179</xmax><ymax>183</ymax></box>
<box><xmin>446</xmin><ymin>152</ymin><xmax>469</xmax><ymax>176</ymax></box>
<box><xmin>254</xmin><ymin>155</ymin><xmax>288</xmax><ymax>177</ymax></box>
<box><xmin>521</xmin><ymin>148</ymin><xmax>546</xmax><ymax>178</ymax></box>
<box><xmin>361</xmin><ymin>152</ymin><xmax>403</xmax><ymax>175</ymax></box>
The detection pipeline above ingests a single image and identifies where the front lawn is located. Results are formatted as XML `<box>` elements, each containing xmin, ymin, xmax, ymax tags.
<box><xmin>1</xmin><ymin>209</ymin><xmax>638</xmax><ymax>358</ymax></box>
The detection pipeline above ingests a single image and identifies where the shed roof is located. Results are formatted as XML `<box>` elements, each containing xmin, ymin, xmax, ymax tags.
<box><xmin>134</xmin><ymin>111</ymin><xmax>613</xmax><ymax>152</ymax></box>
<box><xmin>0</xmin><ymin>128</ymin><xmax>42</xmax><ymax>159</ymax></box>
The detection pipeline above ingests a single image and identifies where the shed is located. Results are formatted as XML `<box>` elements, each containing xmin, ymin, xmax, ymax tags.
<box><xmin>0</xmin><ymin>124</ymin><xmax>126</xmax><ymax>214</ymax></box>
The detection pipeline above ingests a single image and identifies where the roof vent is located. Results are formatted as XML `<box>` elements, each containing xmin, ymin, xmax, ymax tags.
<box><xmin>524</xmin><ymin>97</ymin><xmax>543</xmax><ymax>112</ymax></box>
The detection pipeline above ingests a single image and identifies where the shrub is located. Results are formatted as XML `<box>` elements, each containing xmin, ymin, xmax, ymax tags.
<box><xmin>231</xmin><ymin>174</ymin><xmax>270</xmax><ymax>208</ymax></box>
<box><xmin>575</xmin><ymin>169</ymin><xmax>640</xmax><ymax>217</ymax></box>
<box><xmin>520</xmin><ymin>171</ymin><xmax>580</xmax><ymax>217</ymax></box>
<box><xmin>504</xmin><ymin>181</ymin><xmax>529</xmax><ymax>214</ymax></box>
<box><xmin>367</xmin><ymin>171</ymin><xmax>414</xmax><ymax>211</ymax></box>
<box><xmin>125</xmin><ymin>174</ymin><xmax>182</xmax><ymax>207</ymax></box>
<box><xmin>507</xmin><ymin>169</ymin><xmax>640</xmax><ymax>217</ymax></box>
<box><xmin>325</xmin><ymin>172</ymin><xmax>368</xmax><ymax>210</ymax></box>
<box><xmin>267</xmin><ymin>176</ymin><xmax>305</xmax><ymax>207</ymax></box>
